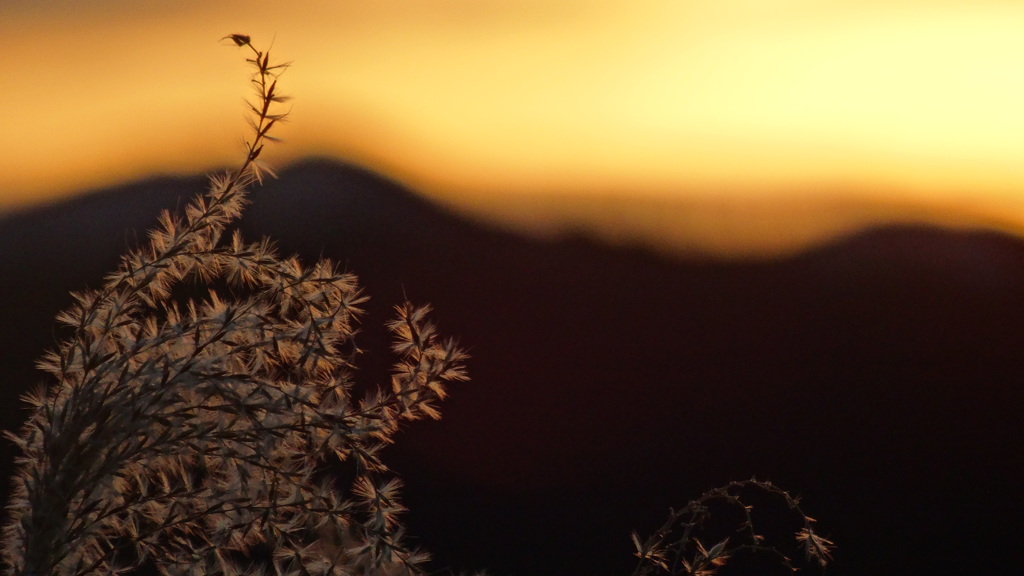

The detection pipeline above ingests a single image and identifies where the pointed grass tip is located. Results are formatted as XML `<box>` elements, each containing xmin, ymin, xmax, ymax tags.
<box><xmin>223</xmin><ymin>34</ymin><xmax>251</xmax><ymax>47</ymax></box>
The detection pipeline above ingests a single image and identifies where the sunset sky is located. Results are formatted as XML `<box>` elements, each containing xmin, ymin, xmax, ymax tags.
<box><xmin>5</xmin><ymin>0</ymin><xmax>1024</xmax><ymax>256</ymax></box>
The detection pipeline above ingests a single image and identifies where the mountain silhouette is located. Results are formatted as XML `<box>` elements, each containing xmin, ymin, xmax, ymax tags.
<box><xmin>1</xmin><ymin>158</ymin><xmax>1022</xmax><ymax>576</ymax></box>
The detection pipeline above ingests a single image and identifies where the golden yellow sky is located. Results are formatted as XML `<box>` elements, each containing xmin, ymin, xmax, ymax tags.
<box><xmin>5</xmin><ymin>1</ymin><xmax>1024</xmax><ymax>256</ymax></box>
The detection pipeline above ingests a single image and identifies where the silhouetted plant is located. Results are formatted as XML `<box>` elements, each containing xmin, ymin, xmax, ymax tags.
<box><xmin>2</xmin><ymin>36</ymin><xmax>466</xmax><ymax>576</ymax></box>
<box><xmin>630</xmin><ymin>479</ymin><xmax>834</xmax><ymax>576</ymax></box>
<box><xmin>1</xmin><ymin>36</ymin><xmax>833</xmax><ymax>576</ymax></box>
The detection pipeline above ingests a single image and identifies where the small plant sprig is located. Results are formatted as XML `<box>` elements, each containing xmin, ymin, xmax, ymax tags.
<box><xmin>630</xmin><ymin>479</ymin><xmax>835</xmax><ymax>576</ymax></box>
<box><xmin>2</xmin><ymin>36</ymin><xmax>467</xmax><ymax>576</ymax></box>
<box><xmin>222</xmin><ymin>34</ymin><xmax>289</xmax><ymax>186</ymax></box>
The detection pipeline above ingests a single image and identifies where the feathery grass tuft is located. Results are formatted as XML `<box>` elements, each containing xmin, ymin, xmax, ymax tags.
<box><xmin>2</xmin><ymin>36</ymin><xmax>467</xmax><ymax>576</ymax></box>
<box><xmin>630</xmin><ymin>479</ymin><xmax>835</xmax><ymax>576</ymax></box>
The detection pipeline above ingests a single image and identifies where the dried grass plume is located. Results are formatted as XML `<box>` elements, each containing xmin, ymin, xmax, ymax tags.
<box><xmin>3</xmin><ymin>36</ymin><xmax>467</xmax><ymax>576</ymax></box>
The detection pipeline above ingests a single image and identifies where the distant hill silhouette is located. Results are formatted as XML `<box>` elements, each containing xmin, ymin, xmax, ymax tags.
<box><xmin>1</xmin><ymin>158</ymin><xmax>1022</xmax><ymax>576</ymax></box>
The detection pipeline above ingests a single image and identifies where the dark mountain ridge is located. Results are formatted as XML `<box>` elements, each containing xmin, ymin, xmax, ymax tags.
<box><xmin>1</xmin><ymin>158</ymin><xmax>1022</xmax><ymax>576</ymax></box>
